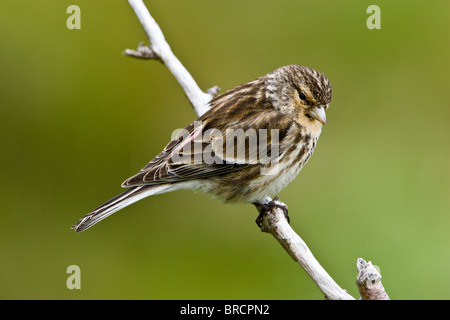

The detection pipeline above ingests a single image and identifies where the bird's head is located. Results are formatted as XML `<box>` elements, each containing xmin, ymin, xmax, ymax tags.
<box><xmin>265</xmin><ymin>65</ymin><xmax>332</xmax><ymax>127</ymax></box>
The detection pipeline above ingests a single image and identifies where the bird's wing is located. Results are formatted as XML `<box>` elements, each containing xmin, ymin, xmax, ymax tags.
<box><xmin>122</xmin><ymin>101</ymin><xmax>292</xmax><ymax>187</ymax></box>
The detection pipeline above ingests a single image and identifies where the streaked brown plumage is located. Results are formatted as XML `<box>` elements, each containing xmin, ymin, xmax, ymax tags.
<box><xmin>72</xmin><ymin>65</ymin><xmax>332</xmax><ymax>232</ymax></box>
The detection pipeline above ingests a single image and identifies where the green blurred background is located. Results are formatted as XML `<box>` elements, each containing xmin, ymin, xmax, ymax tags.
<box><xmin>1</xmin><ymin>0</ymin><xmax>449</xmax><ymax>299</ymax></box>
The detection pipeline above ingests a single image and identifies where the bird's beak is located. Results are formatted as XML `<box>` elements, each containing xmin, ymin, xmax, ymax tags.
<box><xmin>308</xmin><ymin>106</ymin><xmax>327</xmax><ymax>125</ymax></box>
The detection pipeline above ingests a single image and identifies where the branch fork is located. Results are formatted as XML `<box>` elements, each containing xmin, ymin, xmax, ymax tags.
<box><xmin>124</xmin><ymin>42</ymin><xmax>160</xmax><ymax>60</ymax></box>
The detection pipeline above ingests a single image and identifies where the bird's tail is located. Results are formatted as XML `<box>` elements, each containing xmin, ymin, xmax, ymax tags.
<box><xmin>71</xmin><ymin>184</ymin><xmax>172</xmax><ymax>232</ymax></box>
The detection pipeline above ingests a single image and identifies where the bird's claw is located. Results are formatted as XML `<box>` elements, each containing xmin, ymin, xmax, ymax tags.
<box><xmin>254</xmin><ymin>196</ymin><xmax>290</xmax><ymax>228</ymax></box>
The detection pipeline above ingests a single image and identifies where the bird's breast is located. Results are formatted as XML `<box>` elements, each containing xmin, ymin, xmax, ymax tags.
<box><xmin>242</xmin><ymin>132</ymin><xmax>319</xmax><ymax>202</ymax></box>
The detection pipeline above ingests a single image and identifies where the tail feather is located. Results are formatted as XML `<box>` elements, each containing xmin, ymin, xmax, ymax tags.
<box><xmin>72</xmin><ymin>185</ymin><xmax>172</xmax><ymax>232</ymax></box>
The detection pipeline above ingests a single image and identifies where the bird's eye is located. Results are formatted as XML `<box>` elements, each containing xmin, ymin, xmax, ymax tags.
<box><xmin>297</xmin><ymin>90</ymin><xmax>307</xmax><ymax>101</ymax></box>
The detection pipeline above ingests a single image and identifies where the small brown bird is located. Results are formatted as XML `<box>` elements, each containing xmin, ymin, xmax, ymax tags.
<box><xmin>72</xmin><ymin>65</ymin><xmax>332</xmax><ymax>232</ymax></box>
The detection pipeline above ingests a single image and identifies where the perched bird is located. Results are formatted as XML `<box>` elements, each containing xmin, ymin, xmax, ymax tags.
<box><xmin>72</xmin><ymin>65</ymin><xmax>332</xmax><ymax>232</ymax></box>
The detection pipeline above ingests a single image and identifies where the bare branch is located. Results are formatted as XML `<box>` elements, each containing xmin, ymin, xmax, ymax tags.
<box><xmin>126</xmin><ymin>0</ymin><xmax>217</xmax><ymax>117</ymax></box>
<box><xmin>356</xmin><ymin>258</ymin><xmax>390</xmax><ymax>300</ymax></box>
<box><xmin>256</xmin><ymin>198</ymin><xmax>355</xmax><ymax>300</ymax></box>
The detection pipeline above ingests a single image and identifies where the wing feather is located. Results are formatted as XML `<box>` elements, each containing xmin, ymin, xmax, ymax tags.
<box><xmin>122</xmin><ymin>84</ymin><xmax>292</xmax><ymax>187</ymax></box>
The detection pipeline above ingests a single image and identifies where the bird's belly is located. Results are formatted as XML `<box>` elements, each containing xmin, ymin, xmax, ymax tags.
<box><xmin>247</xmin><ymin>158</ymin><xmax>304</xmax><ymax>202</ymax></box>
<box><xmin>240</xmin><ymin>141</ymin><xmax>316</xmax><ymax>203</ymax></box>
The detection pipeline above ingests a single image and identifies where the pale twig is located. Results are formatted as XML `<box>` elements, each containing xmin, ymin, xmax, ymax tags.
<box><xmin>356</xmin><ymin>258</ymin><xmax>390</xmax><ymax>300</ymax></box>
<box><xmin>125</xmin><ymin>0</ymin><xmax>218</xmax><ymax>116</ymax></box>
<box><xmin>256</xmin><ymin>198</ymin><xmax>355</xmax><ymax>300</ymax></box>
<box><xmin>123</xmin><ymin>42</ymin><xmax>160</xmax><ymax>60</ymax></box>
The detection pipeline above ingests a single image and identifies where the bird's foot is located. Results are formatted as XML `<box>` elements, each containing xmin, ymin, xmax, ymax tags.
<box><xmin>254</xmin><ymin>196</ymin><xmax>289</xmax><ymax>228</ymax></box>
